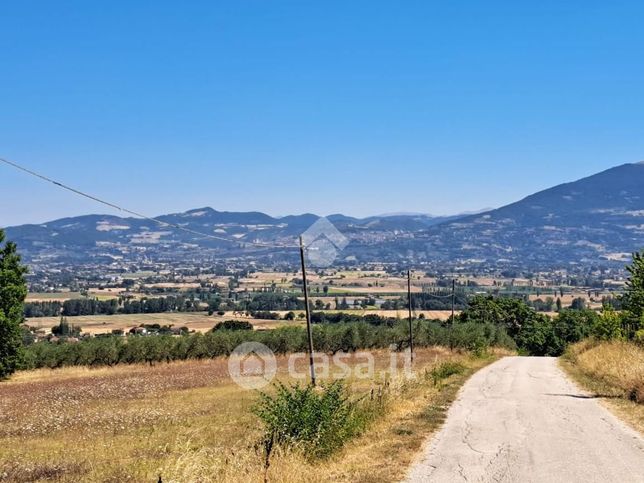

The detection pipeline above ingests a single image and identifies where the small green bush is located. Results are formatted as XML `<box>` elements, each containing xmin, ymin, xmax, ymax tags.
<box><xmin>634</xmin><ymin>329</ymin><xmax>644</xmax><ymax>346</ymax></box>
<box><xmin>430</xmin><ymin>362</ymin><xmax>465</xmax><ymax>386</ymax></box>
<box><xmin>254</xmin><ymin>381</ymin><xmax>378</xmax><ymax>459</ymax></box>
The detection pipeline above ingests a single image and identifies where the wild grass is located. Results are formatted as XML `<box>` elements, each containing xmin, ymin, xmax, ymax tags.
<box><xmin>0</xmin><ymin>348</ymin><xmax>507</xmax><ymax>482</ymax></box>
<box><xmin>429</xmin><ymin>361</ymin><xmax>466</xmax><ymax>386</ymax></box>
<box><xmin>561</xmin><ymin>339</ymin><xmax>644</xmax><ymax>433</ymax></box>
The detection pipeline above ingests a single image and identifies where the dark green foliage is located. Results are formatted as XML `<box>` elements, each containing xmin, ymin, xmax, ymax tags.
<box><xmin>591</xmin><ymin>308</ymin><xmax>624</xmax><ymax>340</ymax></box>
<box><xmin>213</xmin><ymin>320</ymin><xmax>254</xmax><ymax>331</ymax></box>
<box><xmin>555</xmin><ymin>309</ymin><xmax>597</xmax><ymax>343</ymax></box>
<box><xmin>21</xmin><ymin>317</ymin><xmax>513</xmax><ymax>370</ymax></box>
<box><xmin>430</xmin><ymin>362</ymin><xmax>465</xmax><ymax>386</ymax></box>
<box><xmin>310</xmin><ymin>312</ymin><xmax>396</xmax><ymax>326</ymax></box>
<box><xmin>621</xmin><ymin>251</ymin><xmax>644</xmax><ymax>338</ymax></box>
<box><xmin>459</xmin><ymin>295</ymin><xmax>533</xmax><ymax>338</ymax></box>
<box><xmin>23</xmin><ymin>301</ymin><xmax>63</xmax><ymax>317</ymax></box>
<box><xmin>0</xmin><ymin>230</ymin><xmax>28</xmax><ymax>378</ymax></box>
<box><xmin>51</xmin><ymin>316</ymin><xmax>81</xmax><ymax>337</ymax></box>
<box><xmin>254</xmin><ymin>381</ymin><xmax>377</xmax><ymax>459</ymax></box>
<box><xmin>238</xmin><ymin>292</ymin><xmax>304</xmax><ymax>312</ymax></box>
<box><xmin>623</xmin><ymin>251</ymin><xmax>644</xmax><ymax>318</ymax></box>
<box><xmin>570</xmin><ymin>297</ymin><xmax>587</xmax><ymax>310</ymax></box>
<box><xmin>460</xmin><ymin>296</ymin><xmax>602</xmax><ymax>356</ymax></box>
<box><xmin>250</xmin><ymin>310</ymin><xmax>280</xmax><ymax>320</ymax></box>
<box><xmin>514</xmin><ymin>315</ymin><xmax>564</xmax><ymax>356</ymax></box>
<box><xmin>412</xmin><ymin>290</ymin><xmax>468</xmax><ymax>310</ymax></box>
<box><xmin>25</xmin><ymin>294</ymin><xmax>202</xmax><ymax>318</ymax></box>
<box><xmin>530</xmin><ymin>297</ymin><xmax>555</xmax><ymax>312</ymax></box>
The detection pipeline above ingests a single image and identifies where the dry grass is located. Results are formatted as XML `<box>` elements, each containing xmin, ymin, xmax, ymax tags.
<box><xmin>24</xmin><ymin>312</ymin><xmax>301</xmax><ymax>335</ymax></box>
<box><xmin>25</xmin><ymin>308</ymin><xmax>459</xmax><ymax>336</ymax></box>
<box><xmin>0</xmin><ymin>348</ymin><xmax>506</xmax><ymax>482</ymax></box>
<box><xmin>560</xmin><ymin>340</ymin><xmax>644</xmax><ymax>434</ymax></box>
<box><xmin>25</xmin><ymin>292</ymin><xmax>83</xmax><ymax>302</ymax></box>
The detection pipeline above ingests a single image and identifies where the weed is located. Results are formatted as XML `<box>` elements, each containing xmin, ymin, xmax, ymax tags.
<box><xmin>429</xmin><ymin>362</ymin><xmax>465</xmax><ymax>386</ymax></box>
<box><xmin>254</xmin><ymin>380</ymin><xmax>383</xmax><ymax>460</ymax></box>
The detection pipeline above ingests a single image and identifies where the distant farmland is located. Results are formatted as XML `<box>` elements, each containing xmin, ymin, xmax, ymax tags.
<box><xmin>25</xmin><ymin>312</ymin><xmax>303</xmax><ymax>335</ymax></box>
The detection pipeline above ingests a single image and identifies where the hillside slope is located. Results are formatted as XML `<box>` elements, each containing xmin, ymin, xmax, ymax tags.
<box><xmin>391</xmin><ymin>162</ymin><xmax>644</xmax><ymax>268</ymax></box>
<box><xmin>4</xmin><ymin>163</ymin><xmax>644</xmax><ymax>269</ymax></box>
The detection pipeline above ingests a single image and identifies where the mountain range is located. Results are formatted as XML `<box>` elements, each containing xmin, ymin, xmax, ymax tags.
<box><xmin>4</xmin><ymin>162</ymin><xmax>644</xmax><ymax>271</ymax></box>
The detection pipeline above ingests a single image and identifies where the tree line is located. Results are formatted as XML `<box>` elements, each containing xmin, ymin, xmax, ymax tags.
<box><xmin>24</xmin><ymin>295</ymin><xmax>203</xmax><ymax>317</ymax></box>
<box><xmin>21</xmin><ymin>319</ymin><xmax>513</xmax><ymax>370</ymax></box>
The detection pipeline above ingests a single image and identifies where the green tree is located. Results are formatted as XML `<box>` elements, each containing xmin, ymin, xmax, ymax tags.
<box><xmin>592</xmin><ymin>307</ymin><xmax>623</xmax><ymax>340</ymax></box>
<box><xmin>0</xmin><ymin>229</ymin><xmax>28</xmax><ymax>378</ymax></box>
<box><xmin>459</xmin><ymin>295</ymin><xmax>534</xmax><ymax>338</ymax></box>
<box><xmin>570</xmin><ymin>297</ymin><xmax>586</xmax><ymax>310</ymax></box>
<box><xmin>623</xmin><ymin>251</ymin><xmax>644</xmax><ymax>317</ymax></box>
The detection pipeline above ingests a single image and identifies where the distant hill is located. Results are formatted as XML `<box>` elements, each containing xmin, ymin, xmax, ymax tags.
<box><xmin>3</xmin><ymin>207</ymin><xmax>457</xmax><ymax>265</ymax></box>
<box><xmin>390</xmin><ymin>162</ymin><xmax>644</xmax><ymax>268</ymax></box>
<box><xmin>4</xmin><ymin>162</ymin><xmax>644</xmax><ymax>270</ymax></box>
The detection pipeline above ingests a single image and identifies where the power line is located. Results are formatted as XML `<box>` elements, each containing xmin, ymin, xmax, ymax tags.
<box><xmin>0</xmin><ymin>157</ymin><xmax>299</xmax><ymax>249</ymax></box>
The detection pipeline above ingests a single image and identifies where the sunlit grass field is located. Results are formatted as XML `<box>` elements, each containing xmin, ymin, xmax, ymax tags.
<box><xmin>0</xmin><ymin>347</ymin><xmax>505</xmax><ymax>482</ymax></box>
<box><xmin>561</xmin><ymin>340</ymin><xmax>644</xmax><ymax>434</ymax></box>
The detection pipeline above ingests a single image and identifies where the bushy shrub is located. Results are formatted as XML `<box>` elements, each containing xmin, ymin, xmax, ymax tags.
<box><xmin>430</xmin><ymin>362</ymin><xmax>465</xmax><ymax>386</ymax></box>
<box><xmin>213</xmin><ymin>320</ymin><xmax>254</xmax><ymax>331</ymax></box>
<box><xmin>634</xmin><ymin>329</ymin><xmax>644</xmax><ymax>346</ymax></box>
<box><xmin>592</xmin><ymin>308</ymin><xmax>623</xmax><ymax>341</ymax></box>
<box><xmin>460</xmin><ymin>296</ymin><xmax>605</xmax><ymax>356</ymax></box>
<box><xmin>254</xmin><ymin>381</ymin><xmax>378</xmax><ymax>459</ymax></box>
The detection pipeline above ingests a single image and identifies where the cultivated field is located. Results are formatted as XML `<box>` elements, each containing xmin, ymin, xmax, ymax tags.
<box><xmin>24</xmin><ymin>312</ymin><xmax>303</xmax><ymax>335</ymax></box>
<box><xmin>0</xmin><ymin>348</ymin><xmax>502</xmax><ymax>482</ymax></box>
<box><xmin>25</xmin><ymin>309</ymin><xmax>460</xmax><ymax>336</ymax></box>
<box><xmin>25</xmin><ymin>292</ymin><xmax>83</xmax><ymax>302</ymax></box>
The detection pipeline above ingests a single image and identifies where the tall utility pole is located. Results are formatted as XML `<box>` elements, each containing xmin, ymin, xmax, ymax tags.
<box><xmin>407</xmin><ymin>270</ymin><xmax>414</xmax><ymax>361</ymax></box>
<box><xmin>299</xmin><ymin>236</ymin><xmax>316</xmax><ymax>386</ymax></box>
<box><xmin>451</xmin><ymin>278</ymin><xmax>456</xmax><ymax>324</ymax></box>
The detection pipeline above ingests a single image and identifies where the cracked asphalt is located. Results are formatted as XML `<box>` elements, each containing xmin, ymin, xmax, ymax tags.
<box><xmin>405</xmin><ymin>357</ymin><xmax>644</xmax><ymax>482</ymax></box>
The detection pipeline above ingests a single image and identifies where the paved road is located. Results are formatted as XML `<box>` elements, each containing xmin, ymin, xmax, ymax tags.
<box><xmin>406</xmin><ymin>357</ymin><xmax>644</xmax><ymax>483</ymax></box>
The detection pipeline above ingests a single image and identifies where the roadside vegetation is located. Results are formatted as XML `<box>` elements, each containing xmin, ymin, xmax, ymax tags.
<box><xmin>563</xmin><ymin>340</ymin><xmax>644</xmax><ymax>403</ymax></box>
<box><xmin>561</xmin><ymin>340</ymin><xmax>644</xmax><ymax>433</ymax></box>
<box><xmin>558</xmin><ymin>251</ymin><xmax>644</xmax><ymax>433</ymax></box>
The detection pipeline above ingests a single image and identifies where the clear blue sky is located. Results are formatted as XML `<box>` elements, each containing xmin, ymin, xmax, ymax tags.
<box><xmin>1</xmin><ymin>1</ymin><xmax>644</xmax><ymax>226</ymax></box>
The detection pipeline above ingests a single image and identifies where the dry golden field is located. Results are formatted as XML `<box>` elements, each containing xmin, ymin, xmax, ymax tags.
<box><xmin>24</xmin><ymin>312</ymin><xmax>303</xmax><ymax>335</ymax></box>
<box><xmin>25</xmin><ymin>310</ymin><xmax>459</xmax><ymax>336</ymax></box>
<box><xmin>0</xmin><ymin>348</ymin><xmax>503</xmax><ymax>482</ymax></box>
<box><xmin>560</xmin><ymin>340</ymin><xmax>644</xmax><ymax>434</ymax></box>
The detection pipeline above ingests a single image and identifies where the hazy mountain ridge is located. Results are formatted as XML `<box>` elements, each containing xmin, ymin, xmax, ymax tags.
<box><xmin>387</xmin><ymin>163</ymin><xmax>644</xmax><ymax>268</ymax></box>
<box><xmin>4</xmin><ymin>163</ymin><xmax>644</xmax><ymax>269</ymax></box>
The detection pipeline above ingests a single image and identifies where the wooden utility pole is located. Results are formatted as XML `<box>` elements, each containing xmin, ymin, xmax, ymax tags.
<box><xmin>451</xmin><ymin>278</ymin><xmax>456</xmax><ymax>324</ymax></box>
<box><xmin>407</xmin><ymin>270</ymin><xmax>414</xmax><ymax>361</ymax></box>
<box><xmin>299</xmin><ymin>236</ymin><xmax>316</xmax><ymax>386</ymax></box>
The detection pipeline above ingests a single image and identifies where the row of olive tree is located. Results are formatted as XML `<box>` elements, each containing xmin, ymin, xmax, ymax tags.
<box><xmin>21</xmin><ymin>319</ymin><xmax>514</xmax><ymax>370</ymax></box>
